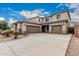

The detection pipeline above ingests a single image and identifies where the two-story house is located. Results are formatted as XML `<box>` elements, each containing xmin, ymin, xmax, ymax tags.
<box><xmin>13</xmin><ymin>10</ymin><xmax>71</xmax><ymax>34</ymax></box>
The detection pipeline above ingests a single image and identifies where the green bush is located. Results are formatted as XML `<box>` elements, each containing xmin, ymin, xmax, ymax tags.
<box><xmin>0</xmin><ymin>21</ymin><xmax>10</xmax><ymax>31</ymax></box>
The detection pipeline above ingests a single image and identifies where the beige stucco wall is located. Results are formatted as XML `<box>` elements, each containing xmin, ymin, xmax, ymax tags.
<box><xmin>28</xmin><ymin>17</ymin><xmax>43</xmax><ymax>23</ymax></box>
<box><xmin>16</xmin><ymin>23</ymin><xmax>21</xmax><ymax>31</ymax></box>
<box><xmin>47</xmin><ymin>11</ymin><xmax>71</xmax><ymax>23</ymax></box>
<box><xmin>61</xmin><ymin>12</ymin><xmax>70</xmax><ymax>21</ymax></box>
<box><xmin>21</xmin><ymin>23</ymin><xmax>27</xmax><ymax>33</ymax></box>
<box><xmin>13</xmin><ymin>22</ymin><xmax>42</xmax><ymax>34</ymax></box>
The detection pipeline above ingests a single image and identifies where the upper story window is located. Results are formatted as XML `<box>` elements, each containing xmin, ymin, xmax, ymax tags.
<box><xmin>57</xmin><ymin>14</ymin><xmax>61</xmax><ymax>19</ymax></box>
<box><xmin>45</xmin><ymin>17</ymin><xmax>49</xmax><ymax>22</ymax></box>
<box><xmin>38</xmin><ymin>19</ymin><xmax>40</xmax><ymax>22</ymax></box>
<box><xmin>42</xmin><ymin>18</ymin><xmax>44</xmax><ymax>22</ymax></box>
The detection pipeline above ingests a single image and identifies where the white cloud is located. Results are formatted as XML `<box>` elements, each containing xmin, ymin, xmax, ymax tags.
<box><xmin>56</xmin><ymin>4</ymin><xmax>63</xmax><ymax>8</ymax></box>
<box><xmin>8</xmin><ymin>18</ymin><xmax>17</xmax><ymax>30</ymax></box>
<box><xmin>8</xmin><ymin>18</ymin><xmax>17</xmax><ymax>24</ymax></box>
<box><xmin>70</xmin><ymin>13</ymin><xmax>79</xmax><ymax>26</ymax></box>
<box><xmin>19</xmin><ymin>9</ymin><xmax>50</xmax><ymax>19</ymax></box>
<box><xmin>20</xmin><ymin>10</ymin><xmax>38</xmax><ymax>19</ymax></box>
<box><xmin>66</xmin><ymin>4</ymin><xmax>79</xmax><ymax>9</ymax></box>
<box><xmin>56</xmin><ymin>3</ymin><xmax>79</xmax><ymax>9</ymax></box>
<box><xmin>56</xmin><ymin>3</ymin><xmax>70</xmax><ymax>8</ymax></box>
<box><xmin>0</xmin><ymin>17</ymin><xmax>5</xmax><ymax>21</ymax></box>
<box><xmin>66</xmin><ymin>4</ymin><xmax>79</xmax><ymax>23</ymax></box>
<box><xmin>0</xmin><ymin>17</ymin><xmax>17</xmax><ymax>24</ymax></box>
<box><xmin>2</xmin><ymin>7</ymin><xmax>18</xmax><ymax>13</ymax></box>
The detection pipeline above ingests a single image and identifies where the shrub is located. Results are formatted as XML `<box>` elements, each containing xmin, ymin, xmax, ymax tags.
<box><xmin>1</xmin><ymin>30</ymin><xmax>12</xmax><ymax>37</ymax></box>
<box><xmin>12</xmin><ymin>30</ymin><xmax>20</xmax><ymax>39</ymax></box>
<box><xmin>0</xmin><ymin>21</ymin><xmax>10</xmax><ymax>31</ymax></box>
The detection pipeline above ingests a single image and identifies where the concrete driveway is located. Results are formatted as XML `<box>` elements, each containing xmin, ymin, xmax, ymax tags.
<box><xmin>0</xmin><ymin>33</ymin><xmax>72</xmax><ymax>56</ymax></box>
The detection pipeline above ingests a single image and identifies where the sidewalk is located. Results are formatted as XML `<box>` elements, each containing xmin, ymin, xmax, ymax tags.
<box><xmin>66</xmin><ymin>35</ymin><xmax>79</xmax><ymax>56</ymax></box>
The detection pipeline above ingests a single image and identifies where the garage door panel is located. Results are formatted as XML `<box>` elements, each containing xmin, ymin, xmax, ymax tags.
<box><xmin>27</xmin><ymin>26</ymin><xmax>40</xmax><ymax>33</ymax></box>
<box><xmin>52</xmin><ymin>25</ymin><xmax>62</xmax><ymax>34</ymax></box>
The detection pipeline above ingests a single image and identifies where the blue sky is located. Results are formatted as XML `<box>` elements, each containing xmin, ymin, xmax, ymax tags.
<box><xmin>0</xmin><ymin>3</ymin><xmax>79</xmax><ymax>23</ymax></box>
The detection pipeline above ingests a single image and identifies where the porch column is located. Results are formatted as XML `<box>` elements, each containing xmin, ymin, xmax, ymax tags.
<box><xmin>62</xmin><ymin>22</ymin><xmax>67</xmax><ymax>34</ymax></box>
<box><xmin>49</xmin><ymin>25</ymin><xmax>52</xmax><ymax>33</ymax></box>
<box><xmin>22</xmin><ymin>23</ymin><xmax>27</xmax><ymax>35</ymax></box>
<box><xmin>40</xmin><ymin>25</ymin><xmax>42</xmax><ymax>33</ymax></box>
<box><xmin>19</xmin><ymin>22</ymin><xmax>22</xmax><ymax>34</ymax></box>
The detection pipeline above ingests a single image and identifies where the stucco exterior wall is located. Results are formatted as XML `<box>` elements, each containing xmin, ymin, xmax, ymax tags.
<box><xmin>21</xmin><ymin>23</ymin><xmax>27</xmax><ymax>34</ymax></box>
<box><xmin>13</xmin><ymin>22</ymin><xmax>42</xmax><ymax>34</ymax></box>
<box><xmin>28</xmin><ymin>17</ymin><xmax>43</xmax><ymax>23</ymax></box>
<box><xmin>46</xmin><ymin>11</ymin><xmax>70</xmax><ymax>23</ymax></box>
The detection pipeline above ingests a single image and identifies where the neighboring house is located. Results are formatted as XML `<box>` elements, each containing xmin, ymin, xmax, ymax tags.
<box><xmin>13</xmin><ymin>10</ymin><xmax>71</xmax><ymax>34</ymax></box>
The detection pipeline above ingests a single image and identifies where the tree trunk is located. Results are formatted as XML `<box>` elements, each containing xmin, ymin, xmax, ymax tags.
<box><xmin>14</xmin><ymin>35</ymin><xmax>17</xmax><ymax>39</ymax></box>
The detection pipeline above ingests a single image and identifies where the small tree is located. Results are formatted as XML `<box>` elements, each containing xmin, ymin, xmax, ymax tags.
<box><xmin>13</xmin><ymin>30</ymin><xmax>19</xmax><ymax>39</ymax></box>
<box><xmin>0</xmin><ymin>21</ymin><xmax>10</xmax><ymax>31</ymax></box>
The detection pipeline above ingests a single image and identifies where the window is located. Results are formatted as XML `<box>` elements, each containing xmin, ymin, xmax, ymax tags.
<box><xmin>38</xmin><ymin>19</ymin><xmax>40</xmax><ymax>22</ymax></box>
<box><xmin>57</xmin><ymin>14</ymin><xmax>61</xmax><ymax>19</ymax></box>
<box><xmin>45</xmin><ymin>17</ymin><xmax>49</xmax><ymax>22</ymax></box>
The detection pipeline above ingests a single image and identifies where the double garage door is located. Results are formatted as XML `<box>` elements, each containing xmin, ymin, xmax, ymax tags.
<box><xmin>27</xmin><ymin>26</ymin><xmax>40</xmax><ymax>33</ymax></box>
<box><xmin>52</xmin><ymin>25</ymin><xmax>62</xmax><ymax>34</ymax></box>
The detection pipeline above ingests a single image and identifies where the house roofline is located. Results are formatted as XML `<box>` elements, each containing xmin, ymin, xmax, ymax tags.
<box><xmin>13</xmin><ymin>21</ymin><xmax>41</xmax><ymax>25</ymax></box>
<box><xmin>13</xmin><ymin>19</ymin><xmax>68</xmax><ymax>25</ymax></box>
<box><xmin>44</xmin><ymin>10</ymin><xmax>71</xmax><ymax>20</ymax></box>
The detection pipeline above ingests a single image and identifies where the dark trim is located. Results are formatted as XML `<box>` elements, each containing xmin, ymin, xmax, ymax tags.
<box><xmin>26</xmin><ymin>25</ymin><xmax>40</xmax><ymax>27</ymax></box>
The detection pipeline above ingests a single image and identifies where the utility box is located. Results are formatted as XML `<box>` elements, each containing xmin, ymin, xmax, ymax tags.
<box><xmin>74</xmin><ymin>25</ymin><xmax>79</xmax><ymax>37</ymax></box>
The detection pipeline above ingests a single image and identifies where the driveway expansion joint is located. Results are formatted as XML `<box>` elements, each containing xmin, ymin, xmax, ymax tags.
<box><xmin>6</xmin><ymin>43</ymin><xmax>17</xmax><ymax>56</ymax></box>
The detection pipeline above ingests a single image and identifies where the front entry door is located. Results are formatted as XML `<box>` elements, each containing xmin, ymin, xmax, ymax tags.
<box><xmin>42</xmin><ymin>25</ymin><xmax>49</xmax><ymax>33</ymax></box>
<box><xmin>42</xmin><ymin>26</ymin><xmax>46</xmax><ymax>32</ymax></box>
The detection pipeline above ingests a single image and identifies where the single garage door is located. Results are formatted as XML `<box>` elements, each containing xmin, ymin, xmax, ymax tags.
<box><xmin>27</xmin><ymin>26</ymin><xmax>40</xmax><ymax>33</ymax></box>
<box><xmin>52</xmin><ymin>25</ymin><xmax>62</xmax><ymax>34</ymax></box>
